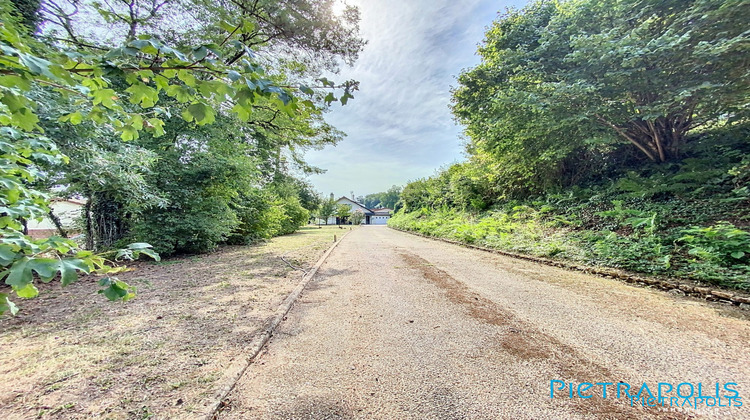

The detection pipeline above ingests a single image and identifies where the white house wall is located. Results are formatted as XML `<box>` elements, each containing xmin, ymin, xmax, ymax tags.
<box><xmin>335</xmin><ymin>197</ymin><xmax>371</xmax><ymax>214</ymax></box>
<box><xmin>314</xmin><ymin>197</ymin><xmax>390</xmax><ymax>225</ymax></box>
<box><xmin>27</xmin><ymin>201</ymin><xmax>84</xmax><ymax>230</ymax></box>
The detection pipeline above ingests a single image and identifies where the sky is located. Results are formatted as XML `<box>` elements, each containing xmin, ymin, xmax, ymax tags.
<box><xmin>303</xmin><ymin>0</ymin><xmax>529</xmax><ymax>198</ymax></box>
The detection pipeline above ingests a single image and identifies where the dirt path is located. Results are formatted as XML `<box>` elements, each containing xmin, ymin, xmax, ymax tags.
<box><xmin>220</xmin><ymin>226</ymin><xmax>750</xmax><ymax>419</ymax></box>
<box><xmin>0</xmin><ymin>226</ymin><xmax>344</xmax><ymax>419</ymax></box>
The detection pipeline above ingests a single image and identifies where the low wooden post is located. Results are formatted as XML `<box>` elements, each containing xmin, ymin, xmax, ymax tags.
<box><xmin>334</xmin><ymin>234</ymin><xmax>337</xmax><ymax>242</ymax></box>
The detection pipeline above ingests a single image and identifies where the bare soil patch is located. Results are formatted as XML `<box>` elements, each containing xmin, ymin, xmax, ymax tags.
<box><xmin>0</xmin><ymin>226</ymin><xmax>345</xmax><ymax>419</ymax></box>
<box><xmin>398</xmin><ymin>250</ymin><xmax>675</xmax><ymax>419</ymax></box>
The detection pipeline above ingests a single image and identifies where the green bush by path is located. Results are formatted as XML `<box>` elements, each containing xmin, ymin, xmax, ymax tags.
<box><xmin>389</xmin><ymin>208</ymin><xmax>750</xmax><ymax>291</ymax></box>
<box><xmin>393</xmin><ymin>119</ymin><xmax>750</xmax><ymax>291</ymax></box>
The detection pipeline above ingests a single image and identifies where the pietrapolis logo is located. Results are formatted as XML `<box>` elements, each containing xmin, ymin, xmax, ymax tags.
<box><xmin>550</xmin><ymin>380</ymin><xmax>743</xmax><ymax>408</ymax></box>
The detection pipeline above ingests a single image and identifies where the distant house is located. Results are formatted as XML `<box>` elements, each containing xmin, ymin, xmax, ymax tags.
<box><xmin>319</xmin><ymin>196</ymin><xmax>392</xmax><ymax>225</ymax></box>
<box><xmin>26</xmin><ymin>198</ymin><xmax>86</xmax><ymax>238</ymax></box>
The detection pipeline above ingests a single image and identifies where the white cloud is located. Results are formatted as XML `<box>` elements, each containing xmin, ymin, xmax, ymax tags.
<box><xmin>305</xmin><ymin>0</ymin><xmax>529</xmax><ymax>196</ymax></box>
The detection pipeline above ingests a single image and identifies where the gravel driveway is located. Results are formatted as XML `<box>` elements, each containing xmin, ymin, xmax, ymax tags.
<box><xmin>219</xmin><ymin>226</ymin><xmax>750</xmax><ymax>419</ymax></box>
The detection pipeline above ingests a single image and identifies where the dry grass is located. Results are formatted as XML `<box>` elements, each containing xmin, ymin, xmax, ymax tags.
<box><xmin>0</xmin><ymin>225</ymin><xmax>350</xmax><ymax>419</ymax></box>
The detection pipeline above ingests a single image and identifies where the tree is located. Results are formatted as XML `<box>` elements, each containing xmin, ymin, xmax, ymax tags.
<box><xmin>10</xmin><ymin>0</ymin><xmax>40</xmax><ymax>33</ymax></box>
<box><xmin>363</xmin><ymin>185</ymin><xmax>401</xmax><ymax>209</ymax></box>
<box><xmin>32</xmin><ymin>88</ymin><xmax>165</xmax><ymax>250</ymax></box>
<box><xmin>317</xmin><ymin>196</ymin><xmax>336</xmax><ymax>225</ymax></box>
<box><xmin>350</xmin><ymin>210</ymin><xmax>365</xmax><ymax>225</ymax></box>
<box><xmin>362</xmin><ymin>194</ymin><xmax>381</xmax><ymax>209</ymax></box>
<box><xmin>30</xmin><ymin>0</ymin><xmax>361</xmax><ymax>256</ymax></box>
<box><xmin>290</xmin><ymin>179</ymin><xmax>322</xmax><ymax>213</ymax></box>
<box><xmin>40</xmin><ymin>0</ymin><xmax>365</xmax><ymax>86</ymax></box>
<box><xmin>453</xmin><ymin>0</ymin><xmax>749</xmax><ymax>197</ymax></box>
<box><xmin>0</xmin><ymin>0</ymin><xmax>359</xmax><ymax>314</ymax></box>
<box><xmin>399</xmin><ymin>179</ymin><xmax>437</xmax><ymax>212</ymax></box>
<box><xmin>336</xmin><ymin>204</ymin><xmax>351</xmax><ymax>225</ymax></box>
<box><xmin>379</xmin><ymin>185</ymin><xmax>401</xmax><ymax>208</ymax></box>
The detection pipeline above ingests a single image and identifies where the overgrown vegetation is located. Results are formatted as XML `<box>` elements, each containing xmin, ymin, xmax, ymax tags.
<box><xmin>1</xmin><ymin>0</ymin><xmax>363</xmax><ymax>314</ymax></box>
<box><xmin>391</xmin><ymin>0</ymin><xmax>750</xmax><ymax>291</ymax></box>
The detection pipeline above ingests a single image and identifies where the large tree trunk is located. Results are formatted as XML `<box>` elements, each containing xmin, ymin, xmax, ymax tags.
<box><xmin>92</xmin><ymin>192</ymin><xmax>127</xmax><ymax>249</ymax></box>
<box><xmin>597</xmin><ymin>109</ymin><xmax>694</xmax><ymax>162</ymax></box>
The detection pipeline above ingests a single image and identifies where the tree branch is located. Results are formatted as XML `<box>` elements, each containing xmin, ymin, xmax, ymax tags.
<box><xmin>596</xmin><ymin>115</ymin><xmax>657</xmax><ymax>161</ymax></box>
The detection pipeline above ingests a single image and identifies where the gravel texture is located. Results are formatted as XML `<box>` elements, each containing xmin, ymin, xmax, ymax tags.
<box><xmin>220</xmin><ymin>226</ymin><xmax>750</xmax><ymax>419</ymax></box>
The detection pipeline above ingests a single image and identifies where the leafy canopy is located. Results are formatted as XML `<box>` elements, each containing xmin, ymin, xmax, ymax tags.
<box><xmin>0</xmin><ymin>0</ymin><xmax>360</xmax><ymax>315</ymax></box>
<box><xmin>453</xmin><ymin>0</ymin><xmax>749</xmax><ymax>196</ymax></box>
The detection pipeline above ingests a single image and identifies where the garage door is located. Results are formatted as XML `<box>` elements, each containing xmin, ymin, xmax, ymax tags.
<box><xmin>371</xmin><ymin>216</ymin><xmax>389</xmax><ymax>225</ymax></box>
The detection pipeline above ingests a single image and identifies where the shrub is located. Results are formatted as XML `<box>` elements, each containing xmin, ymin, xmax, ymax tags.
<box><xmin>677</xmin><ymin>222</ymin><xmax>750</xmax><ymax>265</ymax></box>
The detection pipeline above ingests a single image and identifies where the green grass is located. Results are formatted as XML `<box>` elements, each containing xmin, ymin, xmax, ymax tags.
<box><xmin>389</xmin><ymin>205</ymin><xmax>750</xmax><ymax>291</ymax></box>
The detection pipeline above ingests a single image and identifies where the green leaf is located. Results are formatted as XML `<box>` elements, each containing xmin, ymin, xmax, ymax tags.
<box><xmin>98</xmin><ymin>278</ymin><xmax>134</xmax><ymax>301</ymax></box>
<box><xmin>234</xmin><ymin>88</ymin><xmax>255</xmax><ymax>106</ymax></box>
<box><xmin>44</xmin><ymin>236</ymin><xmax>74</xmax><ymax>254</ymax></box>
<box><xmin>192</xmin><ymin>46</ymin><xmax>209</xmax><ymax>61</ymax></box>
<box><xmin>92</xmin><ymin>89</ymin><xmax>118</xmax><ymax>109</ymax></box>
<box><xmin>220</xmin><ymin>20</ymin><xmax>237</xmax><ymax>32</ymax></box>
<box><xmin>121</xmin><ymin>126</ymin><xmax>139</xmax><ymax>141</ymax></box>
<box><xmin>125</xmin><ymin>83</ymin><xmax>158</xmax><ymax>107</ymax></box>
<box><xmin>317</xmin><ymin>77</ymin><xmax>334</xmax><ymax>87</ymax></box>
<box><xmin>5</xmin><ymin>257</ymin><xmax>31</xmax><ymax>287</ymax></box>
<box><xmin>69</xmin><ymin>111</ymin><xmax>83</xmax><ymax>124</ymax></box>
<box><xmin>136</xmin><ymin>248</ymin><xmax>161</xmax><ymax>262</ymax></box>
<box><xmin>127</xmin><ymin>114</ymin><xmax>144</xmax><ymax>131</ymax></box>
<box><xmin>0</xmin><ymin>75</ymin><xmax>31</xmax><ymax>90</ymax></box>
<box><xmin>276</xmin><ymin>90</ymin><xmax>292</xmax><ymax>106</ymax></box>
<box><xmin>146</xmin><ymin>118</ymin><xmax>165</xmax><ymax>137</ymax></box>
<box><xmin>27</xmin><ymin>258</ymin><xmax>59</xmax><ymax>282</ymax></box>
<box><xmin>19</xmin><ymin>53</ymin><xmax>57</xmax><ymax>79</ymax></box>
<box><xmin>340</xmin><ymin>92</ymin><xmax>353</xmax><ymax>105</ymax></box>
<box><xmin>0</xmin><ymin>244</ymin><xmax>16</xmax><ymax>266</ymax></box>
<box><xmin>130</xmin><ymin>38</ymin><xmax>158</xmax><ymax>55</ymax></box>
<box><xmin>154</xmin><ymin>76</ymin><xmax>170</xmax><ymax>91</ymax></box>
<box><xmin>166</xmin><ymin>85</ymin><xmax>192</xmax><ymax>103</ymax></box>
<box><xmin>127</xmin><ymin>242</ymin><xmax>153</xmax><ymax>250</ymax></box>
<box><xmin>114</xmin><ymin>249</ymin><xmax>131</xmax><ymax>260</ymax></box>
<box><xmin>730</xmin><ymin>251</ymin><xmax>745</xmax><ymax>259</ymax></box>
<box><xmin>231</xmin><ymin>103</ymin><xmax>251</xmax><ymax>121</ymax></box>
<box><xmin>14</xmin><ymin>283</ymin><xmax>38</xmax><ymax>298</ymax></box>
<box><xmin>204</xmin><ymin>44</ymin><xmax>223</xmax><ymax>59</ymax></box>
<box><xmin>183</xmin><ymin>103</ymin><xmax>215</xmax><ymax>125</ymax></box>
<box><xmin>0</xmin><ymin>293</ymin><xmax>19</xmax><ymax>316</ymax></box>
<box><xmin>177</xmin><ymin>70</ymin><xmax>197</xmax><ymax>87</ymax></box>
<box><xmin>299</xmin><ymin>85</ymin><xmax>314</xmax><ymax>95</ymax></box>
<box><xmin>59</xmin><ymin>258</ymin><xmax>90</xmax><ymax>286</ymax></box>
<box><xmin>12</xmin><ymin>108</ymin><xmax>40</xmax><ymax>131</ymax></box>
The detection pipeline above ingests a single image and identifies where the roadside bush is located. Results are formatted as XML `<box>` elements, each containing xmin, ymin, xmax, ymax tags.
<box><xmin>128</xmin><ymin>154</ymin><xmax>244</xmax><ymax>256</ymax></box>
<box><xmin>390</xmin><ymin>207</ymin><xmax>750</xmax><ymax>290</ymax></box>
<box><xmin>227</xmin><ymin>189</ymin><xmax>274</xmax><ymax>244</ymax></box>
<box><xmin>677</xmin><ymin>222</ymin><xmax>750</xmax><ymax>265</ymax></box>
<box><xmin>131</xmin><ymin>199</ymin><xmax>239</xmax><ymax>256</ymax></box>
<box><xmin>274</xmin><ymin>197</ymin><xmax>310</xmax><ymax>236</ymax></box>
